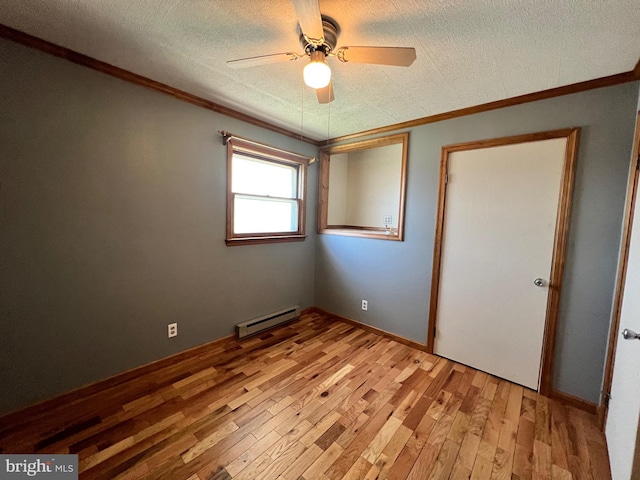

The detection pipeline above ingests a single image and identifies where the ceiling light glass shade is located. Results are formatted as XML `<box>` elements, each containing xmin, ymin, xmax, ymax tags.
<box><xmin>303</xmin><ymin>51</ymin><xmax>331</xmax><ymax>89</ymax></box>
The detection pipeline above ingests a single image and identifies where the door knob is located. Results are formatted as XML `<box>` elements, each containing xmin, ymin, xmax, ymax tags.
<box><xmin>622</xmin><ymin>329</ymin><xmax>640</xmax><ymax>340</ymax></box>
<box><xmin>533</xmin><ymin>278</ymin><xmax>545</xmax><ymax>287</ymax></box>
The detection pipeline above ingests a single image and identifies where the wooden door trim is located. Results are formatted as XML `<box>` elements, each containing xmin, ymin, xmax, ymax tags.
<box><xmin>538</xmin><ymin>128</ymin><xmax>580</xmax><ymax>396</ymax></box>
<box><xmin>599</xmin><ymin>111</ymin><xmax>640</xmax><ymax>428</ymax></box>
<box><xmin>427</xmin><ymin>128</ymin><xmax>580</xmax><ymax>397</ymax></box>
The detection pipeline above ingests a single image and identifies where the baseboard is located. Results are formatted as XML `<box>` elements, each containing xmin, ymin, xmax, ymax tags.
<box><xmin>550</xmin><ymin>389</ymin><xmax>598</xmax><ymax>415</ymax></box>
<box><xmin>0</xmin><ymin>332</ymin><xmax>236</xmax><ymax>423</ymax></box>
<box><xmin>1</xmin><ymin>308</ymin><xmax>317</xmax><ymax>422</ymax></box>
<box><xmin>1</xmin><ymin>306</ymin><xmax>598</xmax><ymax>424</ymax></box>
<box><xmin>312</xmin><ymin>307</ymin><xmax>429</xmax><ymax>353</ymax></box>
<box><xmin>314</xmin><ymin>308</ymin><xmax>600</xmax><ymax>415</ymax></box>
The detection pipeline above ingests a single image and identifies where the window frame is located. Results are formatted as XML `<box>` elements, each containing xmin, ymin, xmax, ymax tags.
<box><xmin>225</xmin><ymin>137</ymin><xmax>311</xmax><ymax>246</ymax></box>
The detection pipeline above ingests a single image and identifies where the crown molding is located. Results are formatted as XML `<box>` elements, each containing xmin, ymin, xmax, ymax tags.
<box><xmin>328</xmin><ymin>66</ymin><xmax>640</xmax><ymax>145</ymax></box>
<box><xmin>0</xmin><ymin>24</ymin><xmax>322</xmax><ymax>146</ymax></box>
<box><xmin>2</xmin><ymin>24</ymin><xmax>638</xmax><ymax>149</ymax></box>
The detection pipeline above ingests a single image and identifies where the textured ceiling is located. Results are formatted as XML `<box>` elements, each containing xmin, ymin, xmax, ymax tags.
<box><xmin>1</xmin><ymin>0</ymin><xmax>639</xmax><ymax>141</ymax></box>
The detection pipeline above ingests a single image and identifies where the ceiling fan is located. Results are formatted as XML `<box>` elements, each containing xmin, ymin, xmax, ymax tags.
<box><xmin>226</xmin><ymin>0</ymin><xmax>417</xmax><ymax>104</ymax></box>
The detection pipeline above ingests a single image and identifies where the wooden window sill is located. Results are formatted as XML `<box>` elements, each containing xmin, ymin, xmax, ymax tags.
<box><xmin>225</xmin><ymin>235</ymin><xmax>307</xmax><ymax>246</ymax></box>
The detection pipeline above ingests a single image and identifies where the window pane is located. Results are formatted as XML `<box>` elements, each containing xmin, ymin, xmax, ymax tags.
<box><xmin>232</xmin><ymin>154</ymin><xmax>297</xmax><ymax>198</ymax></box>
<box><xmin>234</xmin><ymin>196</ymin><xmax>298</xmax><ymax>233</ymax></box>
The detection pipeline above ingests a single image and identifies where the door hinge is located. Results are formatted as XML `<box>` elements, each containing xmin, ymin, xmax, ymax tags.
<box><xmin>602</xmin><ymin>391</ymin><xmax>611</xmax><ymax>407</ymax></box>
<box><xmin>445</xmin><ymin>173</ymin><xmax>449</xmax><ymax>184</ymax></box>
<box><xmin>433</xmin><ymin>325</ymin><xmax>436</xmax><ymax>337</ymax></box>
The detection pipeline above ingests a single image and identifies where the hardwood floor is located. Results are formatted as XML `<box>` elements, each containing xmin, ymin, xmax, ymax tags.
<box><xmin>0</xmin><ymin>310</ymin><xmax>611</xmax><ymax>479</ymax></box>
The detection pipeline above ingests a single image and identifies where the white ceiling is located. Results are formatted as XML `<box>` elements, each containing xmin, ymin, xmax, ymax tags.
<box><xmin>1</xmin><ymin>0</ymin><xmax>639</xmax><ymax>141</ymax></box>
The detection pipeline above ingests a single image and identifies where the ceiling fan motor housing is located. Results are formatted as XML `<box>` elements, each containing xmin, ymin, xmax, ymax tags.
<box><xmin>300</xmin><ymin>16</ymin><xmax>339</xmax><ymax>55</ymax></box>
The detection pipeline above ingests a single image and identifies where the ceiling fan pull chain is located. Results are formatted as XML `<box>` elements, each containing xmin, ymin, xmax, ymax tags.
<box><xmin>327</xmin><ymin>99</ymin><xmax>331</xmax><ymax>144</ymax></box>
<box><xmin>300</xmin><ymin>73</ymin><xmax>305</xmax><ymax>141</ymax></box>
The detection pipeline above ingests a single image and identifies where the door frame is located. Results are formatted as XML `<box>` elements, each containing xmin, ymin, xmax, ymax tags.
<box><xmin>427</xmin><ymin>128</ymin><xmax>580</xmax><ymax>396</ymax></box>
<box><xmin>600</xmin><ymin>111</ymin><xmax>640</xmax><ymax>427</ymax></box>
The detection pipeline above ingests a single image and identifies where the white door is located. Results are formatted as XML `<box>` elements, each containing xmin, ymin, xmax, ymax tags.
<box><xmin>606</xmin><ymin>176</ymin><xmax>640</xmax><ymax>480</ymax></box>
<box><xmin>434</xmin><ymin>138</ymin><xmax>567</xmax><ymax>389</ymax></box>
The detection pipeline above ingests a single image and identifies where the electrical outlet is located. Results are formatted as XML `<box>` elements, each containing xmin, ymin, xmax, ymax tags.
<box><xmin>168</xmin><ymin>323</ymin><xmax>177</xmax><ymax>338</ymax></box>
<box><xmin>362</xmin><ymin>300</ymin><xmax>368</xmax><ymax>311</ymax></box>
<box><xmin>383</xmin><ymin>215</ymin><xmax>392</xmax><ymax>225</ymax></box>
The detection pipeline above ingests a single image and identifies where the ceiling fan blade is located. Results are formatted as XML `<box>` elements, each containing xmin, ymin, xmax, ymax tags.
<box><xmin>227</xmin><ymin>52</ymin><xmax>300</xmax><ymax>69</ymax></box>
<box><xmin>336</xmin><ymin>46</ymin><xmax>416</xmax><ymax>67</ymax></box>
<box><xmin>291</xmin><ymin>0</ymin><xmax>324</xmax><ymax>42</ymax></box>
<box><xmin>316</xmin><ymin>81</ymin><xmax>335</xmax><ymax>104</ymax></box>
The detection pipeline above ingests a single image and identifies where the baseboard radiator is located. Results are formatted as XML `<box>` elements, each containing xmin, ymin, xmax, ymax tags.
<box><xmin>236</xmin><ymin>305</ymin><xmax>300</xmax><ymax>339</ymax></box>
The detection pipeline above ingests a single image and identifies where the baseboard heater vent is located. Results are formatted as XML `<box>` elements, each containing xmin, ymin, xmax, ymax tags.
<box><xmin>236</xmin><ymin>305</ymin><xmax>300</xmax><ymax>339</ymax></box>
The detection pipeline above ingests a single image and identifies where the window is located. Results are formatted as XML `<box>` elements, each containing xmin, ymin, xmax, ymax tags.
<box><xmin>225</xmin><ymin>136</ymin><xmax>311</xmax><ymax>245</ymax></box>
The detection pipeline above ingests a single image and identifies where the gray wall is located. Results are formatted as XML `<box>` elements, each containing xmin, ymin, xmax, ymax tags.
<box><xmin>0</xmin><ymin>38</ymin><xmax>318</xmax><ymax>414</ymax></box>
<box><xmin>315</xmin><ymin>82</ymin><xmax>639</xmax><ymax>403</ymax></box>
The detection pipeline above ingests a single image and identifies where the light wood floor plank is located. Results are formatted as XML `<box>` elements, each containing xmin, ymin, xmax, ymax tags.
<box><xmin>281</xmin><ymin>443</ymin><xmax>322</xmax><ymax>480</ymax></box>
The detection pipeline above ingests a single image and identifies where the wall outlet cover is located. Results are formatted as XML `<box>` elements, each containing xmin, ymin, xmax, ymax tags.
<box><xmin>168</xmin><ymin>323</ymin><xmax>178</xmax><ymax>338</ymax></box>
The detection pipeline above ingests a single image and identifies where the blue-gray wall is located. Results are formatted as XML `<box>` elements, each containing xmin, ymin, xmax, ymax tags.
<box><xmin>0</xmin><ymin>38</ymin><xmax>318</xmax><ymax>414</ymax></box>
<box><xmin>315</xmin><ymin>83</ymin><xmax>639</xmax><ymax>404</ymax></box>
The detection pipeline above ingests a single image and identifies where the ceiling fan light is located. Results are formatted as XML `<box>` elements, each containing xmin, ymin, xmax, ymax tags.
<box><xmin>303</xmin><ymin>51</ymin><xmax>331</xmax><ymax>89</ymax></box>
